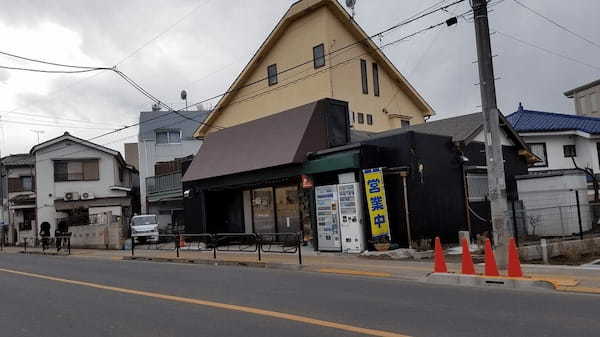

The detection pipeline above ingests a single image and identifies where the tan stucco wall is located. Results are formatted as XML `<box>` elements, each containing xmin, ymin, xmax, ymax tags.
<box><xmin>206</xmin><ymin>5</ymin><xmax>427</xmax><ymax>135</ymax></box>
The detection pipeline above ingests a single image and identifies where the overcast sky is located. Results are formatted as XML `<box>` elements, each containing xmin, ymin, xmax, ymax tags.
<box><xmin>1</xmin><ymin>0</ymin><xmax>599</xmax><ymax>156</ymax></box>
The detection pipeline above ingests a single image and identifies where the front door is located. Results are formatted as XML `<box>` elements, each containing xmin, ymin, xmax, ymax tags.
<box><xmin>252</xmin><ymin>187</ymin><xmax>275</xmax><ymax>233</ymax></box>
<box><xmin>275</xmin><ymin>186</ymin><xmax>301</xmax><ymax>233</ymax></box>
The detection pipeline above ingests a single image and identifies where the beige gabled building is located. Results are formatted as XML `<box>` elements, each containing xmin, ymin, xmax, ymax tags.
<box><xmin>194</xmin><ymin>0</ymin><xmax>434</xmax><ymax>138</ymax></box>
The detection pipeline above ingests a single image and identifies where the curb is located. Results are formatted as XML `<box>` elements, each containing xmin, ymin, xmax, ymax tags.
<box><xmin>424</xmin><ymin>272</ymin><xmax>556</xmax><ymax>291</ymax></box>
<box><xmin>122</xmin><ymin>256</ymin><xmax>304</xmax><ymax>271</ymax></box>
<box><xmin>18</xmin><ymin>251</ymin><xmax>70</xmax><ymax>257</ymax></box>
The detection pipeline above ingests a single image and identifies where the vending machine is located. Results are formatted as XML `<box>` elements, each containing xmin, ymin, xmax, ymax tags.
<box><xmin>315</xmin><ymin>185</ymin><xmax>342</xmax><ymax>251</ymax></box>
<box><xmin>337</xmin><ymin>182</ymin><xmax>366</xmax><ymax>253</ymax></box>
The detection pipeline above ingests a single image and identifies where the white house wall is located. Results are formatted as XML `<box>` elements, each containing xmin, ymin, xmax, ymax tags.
<box><xmin>472</xmin><ymin>129</ymin><xmax>515</xmax><ymax>146</ymax></box>
<box><xmin>35</xmin><ymin>142</ymin><xmax>127</xmax><ymax>233</ymax></box>
<box><xmin>519</xmin><ymin>134</ymin><xmax>600</xmax><ymax>173</ymax></box>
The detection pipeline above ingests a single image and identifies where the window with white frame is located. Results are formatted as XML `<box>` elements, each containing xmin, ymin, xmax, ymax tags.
<box><xmin>155</xmin><ymin>130</ymin><xmax>182</xmax><ymax>144</ymax></box>
<box><xmin>527</xmin><ymin>143</ymin><xmax>548</xmax><ymax>167</ymax></box>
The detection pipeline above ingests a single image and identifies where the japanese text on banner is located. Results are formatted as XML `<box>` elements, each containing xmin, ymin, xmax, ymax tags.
<box><xmin>362</xmin><ymin>168</ymin><xmax>391</xmax><ymax>240</ymax></box>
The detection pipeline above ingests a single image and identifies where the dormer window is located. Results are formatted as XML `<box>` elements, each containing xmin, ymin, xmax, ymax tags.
<box><xmin>156</xmin><ymin>130</ymin><xmax>182</xmax><ymax>144</ymax></box>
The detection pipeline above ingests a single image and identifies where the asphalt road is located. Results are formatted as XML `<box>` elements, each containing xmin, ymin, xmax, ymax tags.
<box><xmin>0</xmin><ymin>254</ymin><xmax>599</xmax><ymax>337</ymax></box>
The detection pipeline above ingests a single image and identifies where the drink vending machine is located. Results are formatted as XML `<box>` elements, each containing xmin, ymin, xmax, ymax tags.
<box><xmin>315</xmin><ymin>185</ymin><xmax>341</xmax><ymax>251</ymax></box>
<box><xmin>338</xmin><ymin>182</ymin><xmax>366</xmax><ymax>253</ymax></box>
<box><xmin>315</xmin><ymin>183</ymin><xmax>366</xmax><ymax>253</ymax></box>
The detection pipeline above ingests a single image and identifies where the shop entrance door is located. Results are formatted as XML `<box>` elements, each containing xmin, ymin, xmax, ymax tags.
<box><xmin>252</xmin><ymin>187</ymin><xmax>275</xmax><ymax>233</ymax></box>
<box><xmin>275</xmin><ymin>186</ymin><xmax>301</xmax><ymax>233</ymax></box>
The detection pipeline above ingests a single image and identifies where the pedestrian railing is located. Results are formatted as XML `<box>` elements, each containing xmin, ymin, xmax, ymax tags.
<box><xmin>130</xmin><ymin>232</ymin><xmax>302</xmax><ymax>264</ymax></box>
<box><xmin>20</xmin><ymin>234</ymin><xmax>71</xmax><ymax>255</ymax></box>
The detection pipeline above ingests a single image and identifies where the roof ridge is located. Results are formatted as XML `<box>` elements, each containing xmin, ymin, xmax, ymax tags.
<box><xmin>522</xmin><ymin>109</ymin><xmax>600</xmax><ymax>122</ymax></box>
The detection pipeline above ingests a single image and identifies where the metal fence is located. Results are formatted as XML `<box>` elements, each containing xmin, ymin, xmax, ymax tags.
<box><xmin>130</xmin><ymin>232</ymin><xmax>303</xmax><ymax>264</ymax></box>
<box><xmin>19</xmin><ymin>234</ymin><xmax>72</xmax><ymax>255</ymax></box>
<box><xmin>510</xmin><ymin>200</ymin><xmax>600</xmax><ymax>243</ymax></box>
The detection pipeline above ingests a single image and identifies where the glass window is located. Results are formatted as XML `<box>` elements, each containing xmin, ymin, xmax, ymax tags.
<box><xmin>360</xmin><ymin>59</ymin><xmax>368</xmax><ymax>94</ymax></box>
<box><xmin>267</xmin><ymin>64</ymin><xmax>278</xmax><ymax>86</ymax></box>
<box><xmin>528</xmin><ymin>143</ymin><xmax>548</xmax><ymax>167</ymax></box>
<box><xmin>563</xmin><ymin>144</ymin><xmax>576</xmax><ymax>158</ymax></box>
<box><xmin>252</xmin><ymin>188</ymin><xmax>275</xmax><ymax>233</ymax></box>
<box><xmin>68</xmin><ymin>161</ymin><xmax>83</xmax><ymax>181</ymax></box>
<box><xmin>275</xmin><ymin>186</ymin><xmax>300</xmax><ymax>233</ymax></box>
<box><xmin>313</xmin><ymin>44</ymin><xmax>325</xmax><ymax>68</ymax></box>
<box><xmin>54</xmin><ymin>160</ymin><xmax>99</xmax><ymax>182</ymax></box>
<box><xmin>357</xmin><ymin>112</ymin><xmax>364</xmax><ymax>124</ymax></box>
<box><xmin>372</xmin><ymin>63</ymin><xmax>380</xmax><ymax>97</ymax></box>
<box><xmin>156</xmin><ymin>131</ymin><xmax>169</xmax><ymax>144</ymax></box>
<box><xmin>591</xmin><ymin>92</ymin><xmax>599</xmax><ymax>113</ymax></box>
<box><xmin>467</xmin><ymin>174</ymin><xmax>488</xmax><ymax>201</ymax></box>
<box><xmin>21</xmin><ymin>176</ymin><xmax>33</xmax><ymax>192</ymax></box>
<box><xmin>54</xmin><ymin>161</ymin><xmax>68</xmax><ymax>182</ymax></box>
<box><xmin>366</xmin><ymin>114</ymin><xmax>373</xmax><ymax>125</ymax></box>
<box><xmin>401</xmin><ymin>120</ymin><xmax>410</xmax><ymax>128</ymax></box>
<box><xmin>156</xmin><ymin>130</ymin><xmax>181</xmax><ymax>144</ymax></box>
<box><xmin>169</xmin><ymin>130</ymin><xmax>181</xmax><ymax>143</ymax></box>
<box><xmin>82</xmin><ymin>160</ymin><xmax>99</xmax><ymax>180</ymax></box>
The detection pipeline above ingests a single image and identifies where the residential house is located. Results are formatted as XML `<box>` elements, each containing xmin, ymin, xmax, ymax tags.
<box><xmin>0</xmin><ymin>154</ymin><xmax>36</xmax><ymax>244</ymax></box>
<box><xmin>137</xmin><ymin>106</ymin><xmax>208</xmax><ymax>230</ymax></box>
<box><xmin>31</xmin><ymin>132</ymin><xmax>138</xmax><ymax>236</ymax></box>
<box><xmin>124</xmin><ymin>142</ymin><xmax>139</xmax><ymax>170</ymax></box>
<box><xmin>564</xmin><ymin>79</ymin><xmax>600</xmax><ymax>117</ymax></box>
<box><xmin>506</xmin><ymin>103</ymin><xmax>600</xmax><ymax>174</ymax></box>
<box><xmin>193</xmin><ymin>0</ymin><xmax>434</xmax><ymax>139</ymax></box>
<box><xmin>183</xmin><ymin>99</ymin><xmax>533</xmax><ymax>249</ymax></box>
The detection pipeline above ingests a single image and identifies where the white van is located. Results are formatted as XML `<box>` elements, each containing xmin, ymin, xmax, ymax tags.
<box><xmin>130</xmin><ymin>215</ymin><xmax>159</xmax><ymax>243</ymax></box>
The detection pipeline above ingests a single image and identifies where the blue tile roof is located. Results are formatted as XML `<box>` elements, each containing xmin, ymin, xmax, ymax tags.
<box><xmin>506</xmin><ymin>103</ymin><xmax>600</xmax><ymax>135</ymax></box>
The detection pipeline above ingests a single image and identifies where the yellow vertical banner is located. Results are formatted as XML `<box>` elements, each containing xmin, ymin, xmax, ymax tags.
<box><xmin>362</xmin><ymin>168</ymin><xmax>391</xmax><ymax>241</ymax></box>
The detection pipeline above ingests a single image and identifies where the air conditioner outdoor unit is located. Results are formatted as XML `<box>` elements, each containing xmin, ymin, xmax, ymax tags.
<box><xmin>64</xmin><ymin>192</ymin><xmax>80</xmax><ymax>201</ymax></box>
<box><xmin>81</xmin><ymin>192</ymin><xmax>95</xmax><ymax>200</ymax></box>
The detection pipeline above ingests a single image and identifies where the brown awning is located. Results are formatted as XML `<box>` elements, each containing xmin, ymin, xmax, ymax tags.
<box><xmin>54</xmin><ymin>197</ymin><xmax>131</xmax><ymax>211</ymax></box>
<box><xmin>183</xmin><ymin>99</ymin><xmax>348</xmax><ymax>182</ymax></box>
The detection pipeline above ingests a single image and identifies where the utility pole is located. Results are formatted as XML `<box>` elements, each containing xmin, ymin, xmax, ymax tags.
<box><xmin>471</xmin><ymin>0</ymin><xmax>511</xmax><ymax>267</ymax></box>
<box><xmin>30</xmin><ymin>130</ymin><xmax>45</xmax><ymax>144</ymax></box>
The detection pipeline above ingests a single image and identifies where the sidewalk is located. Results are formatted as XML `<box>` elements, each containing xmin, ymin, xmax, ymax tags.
<box><xmin>3</xmin><ymin>245</ymin><xmax>600</xmax><ymax>294</ymax></box>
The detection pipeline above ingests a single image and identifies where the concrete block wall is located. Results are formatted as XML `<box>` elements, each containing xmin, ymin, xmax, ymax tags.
<box><xmin>519</xmin><ymin>236</ymin><xmax>600</xmax><ymax>261</ymax></box>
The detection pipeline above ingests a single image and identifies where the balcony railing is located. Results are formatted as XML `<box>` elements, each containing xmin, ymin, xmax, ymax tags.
<box><xmin>146</xmin><ymin>172</ymin><xmax>182</xmax><ymax>195</ymax></box>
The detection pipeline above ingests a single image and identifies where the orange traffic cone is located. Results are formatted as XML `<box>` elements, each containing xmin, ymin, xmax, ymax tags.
<box><xmin>461</xmin><ymin>238</ymin><xmax>475</xmax><ymax>275</ymax></box>
<box><xmin>507</xmin><ymin>238</ymin><xmax>523</xmax><ymax>277</ymax></box>
<box><xmin>484</xmin><ymin>238</ymin><xmax>500</xmax><ymax>276</ymax></box>
<box><xmin>434</xmin><ymin>237</ymin><xmax>448</xmax><ymax>273</ymax></box>
<box><xmin>179</xmin><ymin>236</ymin><xmax>186</xmax><ymax>248</ymax></box>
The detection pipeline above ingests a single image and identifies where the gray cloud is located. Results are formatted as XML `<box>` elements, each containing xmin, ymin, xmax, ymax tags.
<box><xmin>0</xmin><ymin>0</ymin><xmax>599</xmax><ymax>155</ymax></box>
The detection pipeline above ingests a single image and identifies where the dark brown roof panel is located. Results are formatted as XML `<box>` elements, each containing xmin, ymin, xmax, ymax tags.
<box><xmin>182</xmin><ymin>99</ymin><xmax>343</xmax><ymax>182</ymax></box>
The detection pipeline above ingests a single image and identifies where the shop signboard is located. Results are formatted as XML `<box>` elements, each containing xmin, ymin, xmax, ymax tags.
<box><xmin>362</xmin><ymin>168</ymin><xmax>391</xmax><ymax>241</ymax></box>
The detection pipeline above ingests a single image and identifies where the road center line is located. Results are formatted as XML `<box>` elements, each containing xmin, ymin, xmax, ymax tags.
<box><xmin>0</xmin><ymin>267</ymin><xmax>410</xmax><ymax>337</ymax></box>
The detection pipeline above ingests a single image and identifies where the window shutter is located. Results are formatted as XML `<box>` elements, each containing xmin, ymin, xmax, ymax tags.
<box><xmin>83</xmin><ymin>160</ymin><xmax>99</xmax><ymax>180</ymax></box>
<box><xmin>7</xmin><ymin>178</ymin><xmax>22</xmax><ymax>193</ymax></box>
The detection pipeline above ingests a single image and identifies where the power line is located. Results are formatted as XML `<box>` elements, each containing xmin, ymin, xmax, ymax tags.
<box><xmin>512</xmin><ymin>0</ymin><xmax>600</xmax><ymax>51</ymax></box>
<box><xmin>183</xmin><ymin>1</ymin><xmax>467</xmax><ymax>115</ymax></box>
<box><xmin>115</xmin><ymin>0</ymin><xmax>213</xmax><ymax>66</ymax></box>
<box><xmin>0</xmin><ymin>49</ymin><xmax>106</xmax><ymax>69</ymax></box>
<box><xmin>0</xmin><ymin>0</ymin><xmax>212</xmax><ymax>124</ymax></box>
<box><xmin>0</xmin><ymin>118</ymin><xmax>117</xmax><ymax>131</ymax></box>
<box><xmin>0</xmin><ymin>110</ymin><xmax>128</xmax><ymax>128</ymax></box>
<box><xmin>3</xmin><ymin>1</ymin><xmax>467</xmax><ymax>146</ymax></box>
<box><xmin>494</xmin><ymin>30</ymin><xmax>600</xmax><ymax>71</ymax></box>
<box><xmin>0</xmin><ymin>65</ymin><xmax>111</xmax><ymax>74</ymax></box>
<box><xmin>226</xmin><ymin>15</ymin><xmax>466</xmax><ymax>109</ymax></box>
